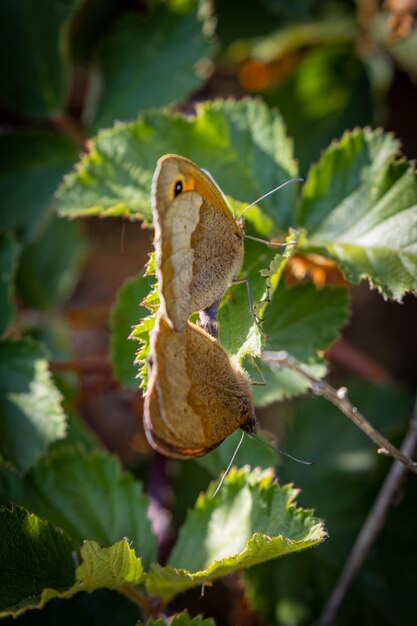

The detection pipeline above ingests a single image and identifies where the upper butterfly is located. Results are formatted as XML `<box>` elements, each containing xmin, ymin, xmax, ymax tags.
<box><xmin>152</xmin><ymin>154</ymin><xmax>244</xmax><ymax>333</ymax></box>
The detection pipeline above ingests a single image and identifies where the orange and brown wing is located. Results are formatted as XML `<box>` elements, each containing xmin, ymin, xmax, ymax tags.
<box><xmin>151</xmin><ymin>154</ymin><xmax>244</xmax><ymax>332</ymax></box>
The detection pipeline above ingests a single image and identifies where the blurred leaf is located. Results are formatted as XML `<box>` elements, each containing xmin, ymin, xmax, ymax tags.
<box><xmin>215</xmin><ymin>0</ymin><xmax>282</xmax><ymax>50</ymax></box>
<box><xmin>262</xmin><ymin>0</ymin><xmax>311</xmax><ymax>20</ymax></box>
<box><xmin>16</xmin><ymin>217</ymin><xmax>87</xmax><ymax>309</ymax></box>
<box><xmin>146</xmin><ymin>467</ymin><xmax>326</xmax><ymax>602</ymax></box>
<box><xmin>86</xmin><ymin>3</ymin><xmax>215</xmax><ymax>131</ymax></box>
<box><xmin>0</xmin><ymin>233</ymin><xmax>20</xmax><ymax>333</ymax></box>
<box><xmin>0</xmin><ymin>446</ymin><xmax>156</xmax><ymax>569</ymax></box>
<box><xmin>57</xmin><ymin>99</ymin><xmax>298</xmax><ymax>229</ymax></box>
<box><xmin>110</xmin><ymin>273</ymin><xmax>155</xmax><ymax>390</ymax></box>
<box><xmin>297</xmin><ymin>128</ymin><xmax>417</xmax><ymax>300</ymax></box>
<box><xmin>146</xmin><ymin>614</ymin><xmax>216</xmax><ymax>626</ymax></box>
<box><xmin>0</xmin><ymin>0</ymin><xmax>81</xmax><ymax>118</ymax></box>
<box><xmin>0</xmin><ymin>505</ymin><xmax>76</xmax><ymax>616</ymax></box>
<box><xmin>373</xmin><ymin>12</ymin><xmax>417</xmax><ymax>81</ymax></box>
<box><xmin>264</xmin><ymin>45</ymin><xmax>372</xmax><ymax>174</ymax></box>
<box><xmin>0</xmin><ymin>338</ymin><xmax>66</xmax><ymax>473</ymax></box>
<box><xmin>253</xmin><ymin>282</ymin><xmax>349</xmax><ymax>405</ymax></box>
<box><xmin>0</xmin><ymin>510</ymin><xmax>144</xmax><ymax>618</ymax></box>
<box><xmin>0</xmin><ymin>131</ymin><xmax>78</xmax><ymax>241</ymax></box>
<box><xmin>0</xmin><ymin>589</ymin><xmax>141</xmax><ymax>626</ymax></box>
<box><xmin>244</xmin><ymin>381</ymin><xmax>415</xmax><ymax>626</ymax></box>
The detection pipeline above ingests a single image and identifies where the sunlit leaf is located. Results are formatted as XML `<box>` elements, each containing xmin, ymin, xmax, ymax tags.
<box><xmin>0</xmin><ymin>446</ymin><xmax>156</xmax><ymax>569</ymax></box>
<box><xmin>146</xmin><ymin>467</ymin><xmax>326</xmax><ymax>602</ymax></box>
<box><xmin>0</xmin><ymin>339</ymin><xmax>66</xmax><ymax>473</ymax></box>
<box><xmin>297</xmin><ymin>128</ymin><xmax>417</xmax><ymax>299</ymax></box>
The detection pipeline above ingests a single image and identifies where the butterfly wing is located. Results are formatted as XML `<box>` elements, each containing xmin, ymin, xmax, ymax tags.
<box><xmin>144</xmin><ymin>315</ymin><xmax>255</xmax><ymax>458</ymax></box>
<box><xmin>152</xmin><ymin>154</ymin><xmax>244</xmax><ymax>332</ymax></box>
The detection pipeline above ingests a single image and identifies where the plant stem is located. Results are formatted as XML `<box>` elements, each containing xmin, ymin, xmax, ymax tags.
<box><xmin>316</xmin><ymin>394</ymin><xmax>417</xmax><ymax>626</ymax></box>
<box><xmin>119</xmin><ymin>585</ymin><xmax>164</xmax><ymax>619</ymax></box>
<box><xmin>261</xmin><ymin>350</ymin><xmax>417</xmax><ymax>475</ymax></box>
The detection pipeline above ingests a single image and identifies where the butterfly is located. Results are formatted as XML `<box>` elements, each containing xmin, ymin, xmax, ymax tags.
<box><xmin>144</xmin><ymin>313</ymin><xmax>256</xmax><ymax>458</ymax></box>
<box><xmin>151</xmin><ymin>154</ymin><xmax>246</xmax><ymax>335</ymax></box>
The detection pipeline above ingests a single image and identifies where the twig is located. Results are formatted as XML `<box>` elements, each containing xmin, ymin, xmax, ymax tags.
<box><xmin>261</xmin><ymin>351</ymin><xmax>417</xmax><ymax>475</ymax></box>
<box><xmin>316</xmin><ymin>394</ymin><xmax>417</xmax><ymax>626</ymax></box>
<box><xmin>119</xmin><ymin>585</ymin><xmax>164</xmax><ymax>619</ymax></box>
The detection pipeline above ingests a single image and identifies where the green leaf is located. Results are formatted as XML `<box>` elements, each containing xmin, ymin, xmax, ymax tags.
<box><xmin>16</xmin><ymin>217</ymin><xmax>87</xmax><ymax>309</ymax></box>
<box><xmin>57</xmin><ymin>99</ymin><xmax>298</xmax><ymax>229</ymax></box>
<box><xmin>262</xmin><ymin>0</ymin><xmax>311</xmax><ymax>20</ymax></box>
<box><xmin>146</xmin><ymin>467</ymin><xmax>326</xmax><ymax>602</ymax></box>
<box><xmin>0</xmin><ymin>233</ymin><xmax>20</xmax><ymax>334</ymax></box>
<box><xmin>0</xmin><ymin>446</ymin><xmax>156</xmax><ymax>569</ymax></box>
<box><xmin>218</xmin><ymin>225</ymin><xmax>299</xmax><ymax>359</ymax></box>
<box><xmin>0</xmin><ymin>131</ymin><xmax>78</xmax><ymax>241</ymax></box>
<box><xmin>297</xmin><ymin>128</ymin><xmax>417</xmax><ymax>300</ymax></box>
<box><xmin>0</xmin><ymin>0</ymin><xmax>81</xmax><ymax>118</ymax></box>
<box><xmin>0</xmin><ymin>505</ymin><xmax>76</xmax><ymax>616</ymax></box>
<box><xmin>86</xmin><ymin>3</ymin><xmax>215</xmax><ymax>132</ymax></box>
<box><xmin>254</xmin><ymin>282</ymin><xmax>349</xmax><ymax>405</ymax></box>
<box><xmin>0</xmin><ymin>506</ymin><xmax>144</xmax><ymax>618</ymax></box>
<box><xmin>0</xmin><ymin>338</ymin><xmax>66</xmax><ymax>473</ymax></box>
<box><xmin>110</xmin><ymin>273</ymin><xmax>155</xmax><ymax>389</ymax></box>
<box><xmin>146</xmin><ymin>614</ymin><xmax>216</xmax><ymax>626</ymax></box>
<box><xmin>264</xmin><ymin>44</ymin><xmax>372</xmax><ymax>175</ymax></box>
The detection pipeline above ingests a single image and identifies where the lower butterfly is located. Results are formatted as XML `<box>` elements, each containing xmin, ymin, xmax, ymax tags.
<box><xmin>144</xmin><ymin>313</ymin><xmax>256</xmax><ymax>458</ymax></box>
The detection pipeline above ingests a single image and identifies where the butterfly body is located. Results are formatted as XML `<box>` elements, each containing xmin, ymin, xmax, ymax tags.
<box><xmin>152</xmin><ymin>154</ymin><xmax>244</xmax><ymax>333</ymax></box>
<box><xmin>144</xmin><ymin>314</ymin><xmax>256</xmax><ymax>458</ymax></box>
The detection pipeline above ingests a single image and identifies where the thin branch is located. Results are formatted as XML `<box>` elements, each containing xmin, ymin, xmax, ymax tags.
<box><xmin>316</xmin><ymin>394</ymin><xmax>417</xmax><ymax>626</ymax></box>
<box><xmin>262</xmin><ymin>351</ymin><xmax>417</xmax><ymax>475</ymax></box>
<box><xmin>119</xmin><ymin>585</ymin><xmax>164</xmax><ymax>619</ymax></box>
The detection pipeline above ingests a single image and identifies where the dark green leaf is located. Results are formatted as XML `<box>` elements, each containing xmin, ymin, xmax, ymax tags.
<box><xmin>265</xmin><ymin>45</ymin><xmax>372</xmax><ymax>175</ymax></box>
<box><xmin>86</xmin><ymin>4</ymin><xmax>215</xmax><ymax>131</ymax></box>
<box><xmin>0</xmin><ymin>233</ymin><xmax>20</xmax><ymax>333</ymax></box>
<box><xmin>57</xmin><ymin>99</ymin><xmax>298</xmax><ymax>229</ymax></box>
<box><xmin>297</xmin><ymin>128</ymin><xmax>417</xmax><ymax>299</ymax></box>
<box><xmin>0</xmin><ymin>506</ymin><xmax>75</xmax><ymax>616</ymax></box>
<box><xmin>0</xmin><ymin>0</ymin><xmax>81</xmax><ymax>117</ymax></box>
<box><xmin>146</xmin><ymin>467</ymin><xmax>326</xmax><ymax>601</ymax></box>
<box><xmin>16</xmin><ymin>217</ymin><xmax>87</xmax><ymax>309</ymax></box>
<box><xmin>0</xmin><ymin>509</ymin><xmax>144</xmax><ymax>619</ymax></box>
<box><xmin>0</xmin><ymin>446</ymin><xmax>156</xmax><ymax>569</ymax></box>
<box><xmin>0</xmin><ymin>339</ymin><xmax>66</xmax><ymax>472</ymax></box>
<box><xmin>110</xmin><ymin>273</ymin><xmax>155</xmax><ymax>389</ymax></box>
<box><xmin>262</xmin><ymin>0</ymin><xmax>311</xmax><ymax>20</ymax></box>
<box><xmin>0</xmin><ymin>131</ymin><xmax>78</xmax><ymax>241</ymax></box>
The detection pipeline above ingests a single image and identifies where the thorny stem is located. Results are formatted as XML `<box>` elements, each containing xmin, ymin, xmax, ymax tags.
<box><xmin>262</xmin><ymin>350</ymin><xmax>417</xmax><ymax>475</ymax></box>
<box><xmin>316</xmin><ymin>394</ymin><xmax>417</xmax><ymax>626</ymax></box>
<box><xmin>119</xmin><ymin>585</ymin><xmax>164</xmax><ymax>619</ymax></box>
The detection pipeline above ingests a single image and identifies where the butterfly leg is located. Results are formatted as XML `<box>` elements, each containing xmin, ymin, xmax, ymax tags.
<box><xmin>248</xmin><ymin>354</ymin><xmax>267</xmax><ymax>386</ymax></box>
<box><xmin>232</xmin><ymin>277</ymin><xmax>267</xmax><ymax>339</ymax></box>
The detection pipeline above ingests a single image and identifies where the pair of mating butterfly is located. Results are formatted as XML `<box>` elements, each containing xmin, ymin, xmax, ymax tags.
<box><xmin>143</xmin><ymin>154</ymin><xmax>297</xmax><ymax>460</ymax></box>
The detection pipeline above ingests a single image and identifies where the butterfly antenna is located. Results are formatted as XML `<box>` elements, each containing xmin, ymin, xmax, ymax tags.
<box><xmin>238</xmin><ymin>178</ymin><xmax>303</xmax><ymax>219</ymax></box>
<box><xmin>252</xmin><ymin>433</ymin><xmax>313</xmax><ymax>466</ymax></box>
<box><xmin>212</xmin><ymin>431</ymin><xmax>245</xmax><ymax>498</ymax></box>
<box><xmin>120</xmin><ymin>221</ymin><xmax>127</xmax><ymax>255</ymax></box>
